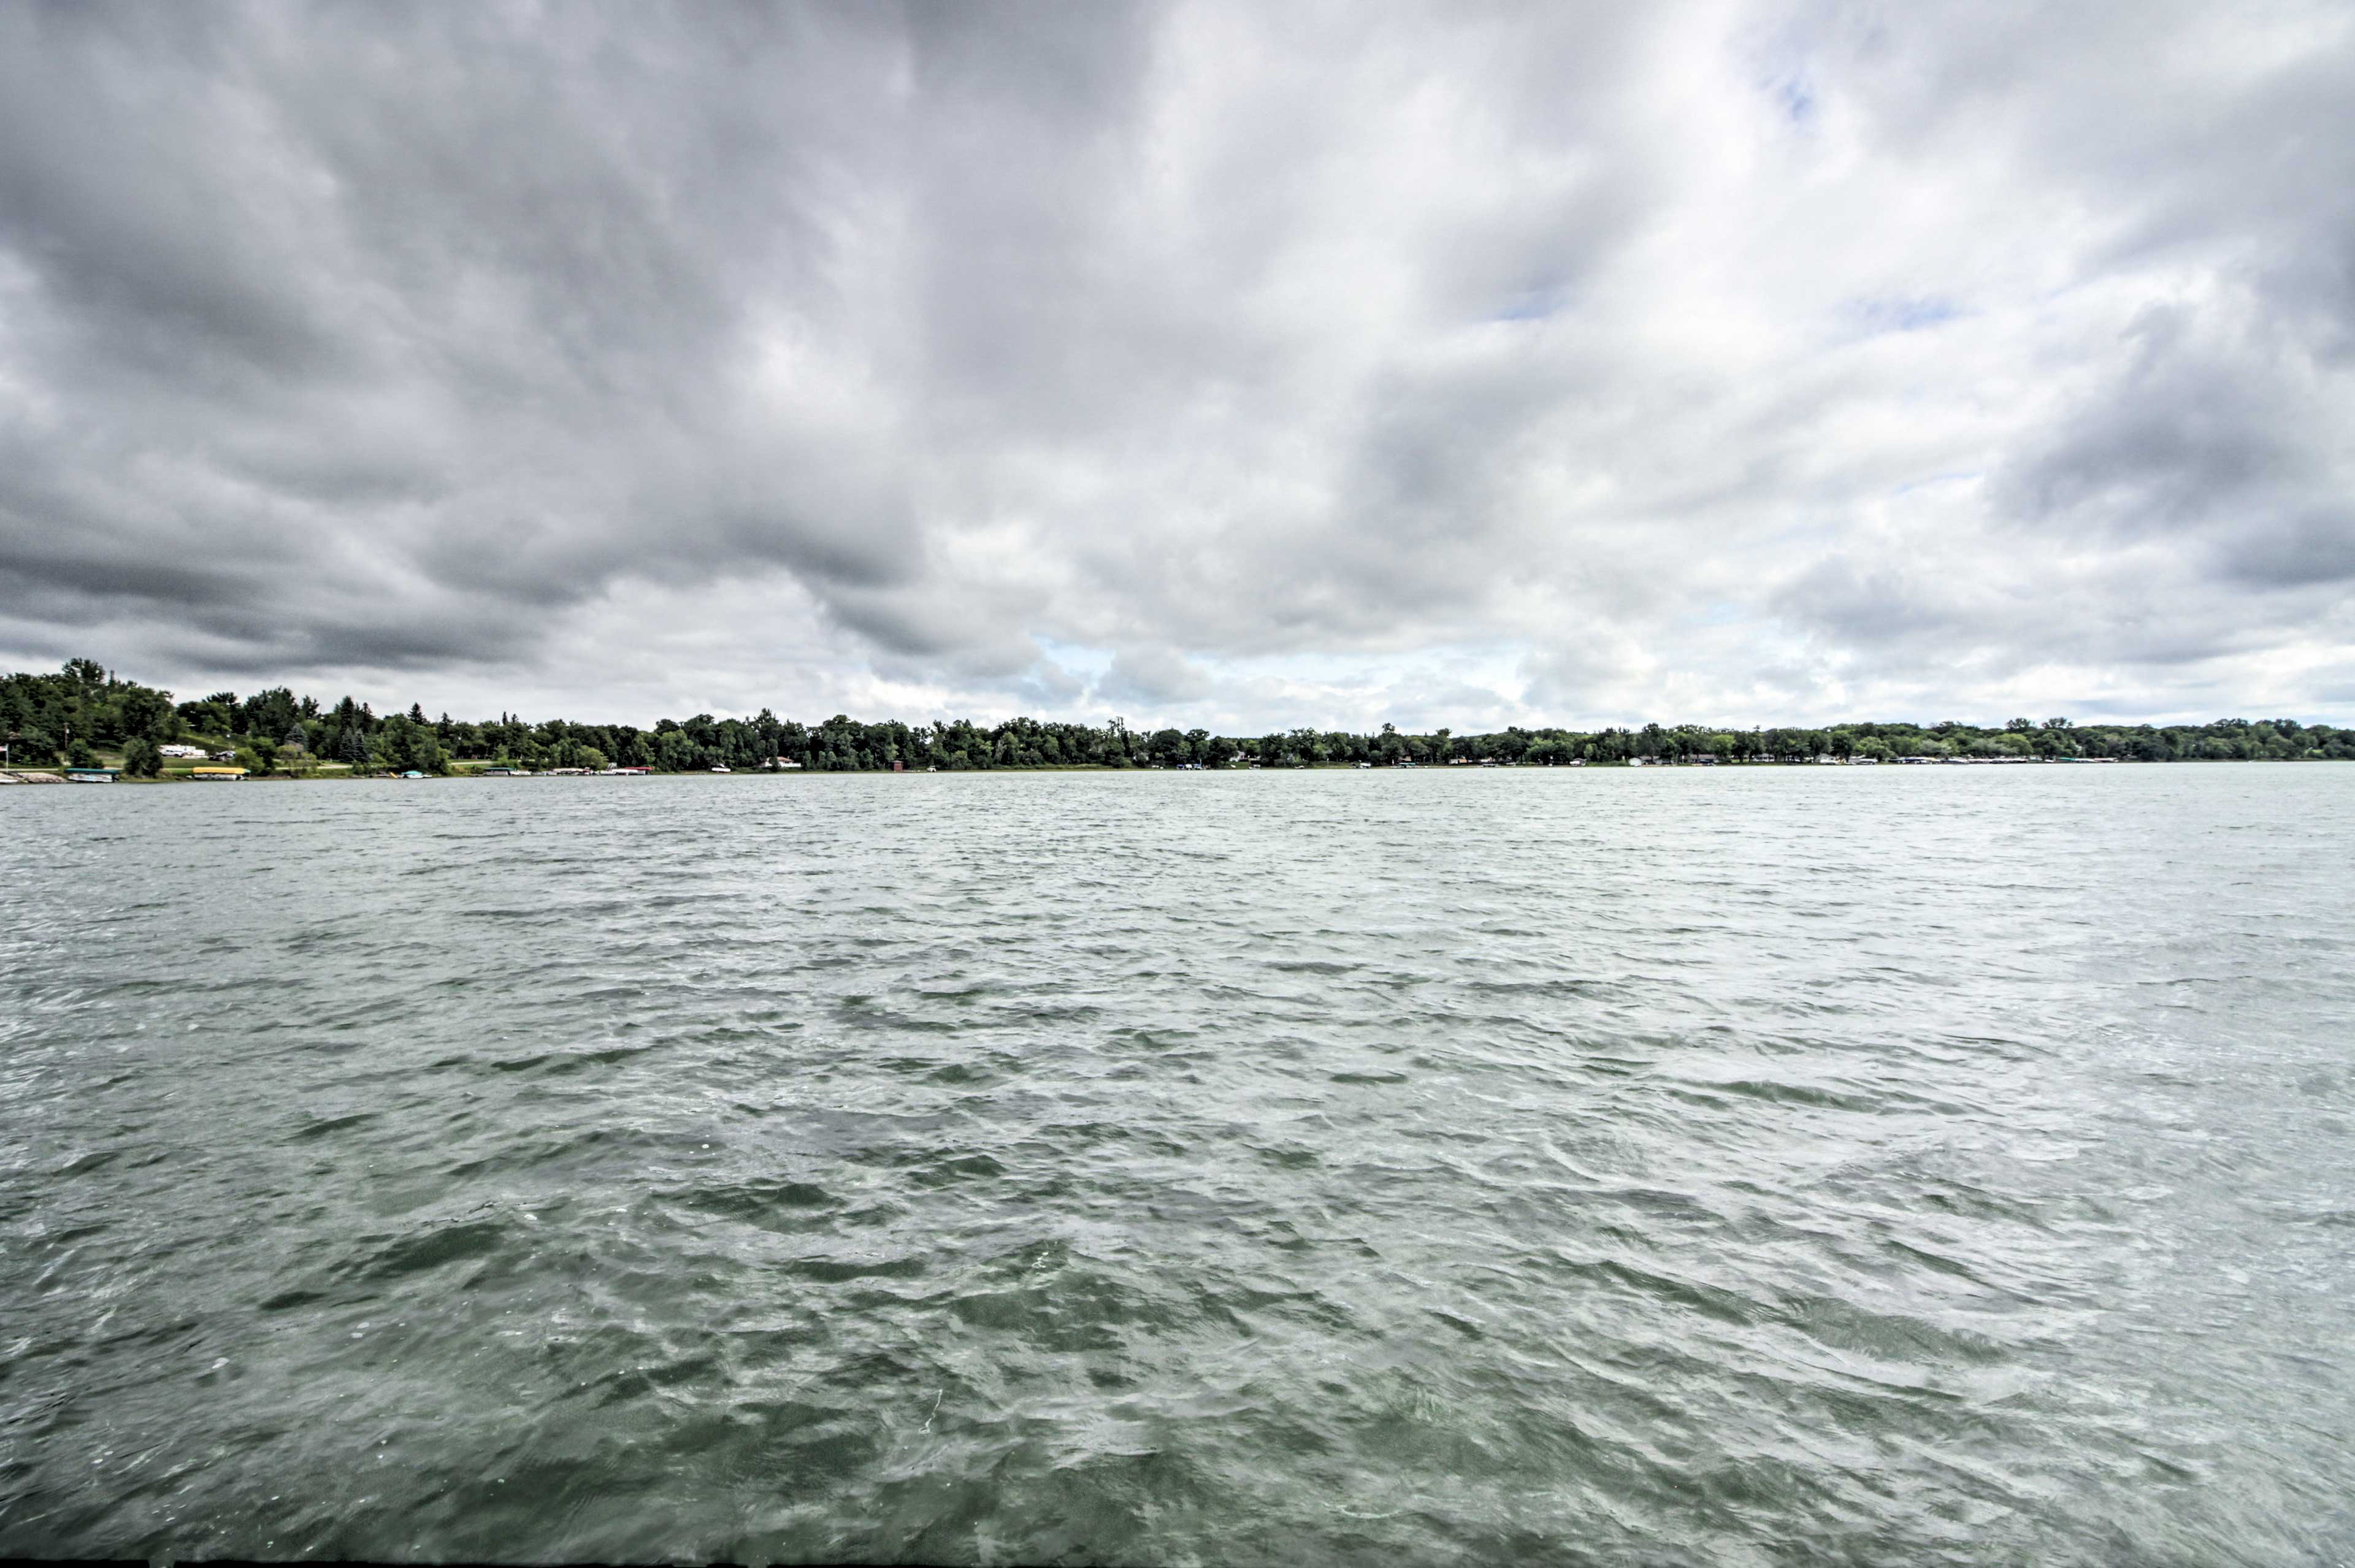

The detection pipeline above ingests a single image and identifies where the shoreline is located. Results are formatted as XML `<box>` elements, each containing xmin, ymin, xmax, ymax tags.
<box><xmin>13</xmin><ymin>755</ymin><xmax>2334</xmax><ymax>787</ymax></box>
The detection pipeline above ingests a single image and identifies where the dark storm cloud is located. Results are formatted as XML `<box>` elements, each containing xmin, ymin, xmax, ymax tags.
<box><xmin>0</xmin><ymin>3</ymin><xmax>913</xmax><ymax>643</ymax></box>
<box><xmin>1</xmin><ymin>0</ymin><xmax>2350</xmax><ymax>723</ymax></box>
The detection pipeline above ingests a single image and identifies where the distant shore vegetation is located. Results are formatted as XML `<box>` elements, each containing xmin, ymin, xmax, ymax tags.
<box><xmin>5</xmin><ymin>659</ymin><xmax>2351</xmax><ymax>779</ymax></box>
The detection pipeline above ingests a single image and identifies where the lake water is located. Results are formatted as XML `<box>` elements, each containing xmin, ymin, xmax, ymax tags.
<box><xmin>2</xmin><ymin>767</ymin><xmax>2351</xmax><ymax>1565</ymax></box>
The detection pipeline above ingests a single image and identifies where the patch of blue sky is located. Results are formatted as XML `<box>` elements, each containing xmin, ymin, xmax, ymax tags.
<box><xmin>1030</xmin><ymin>635</ymin><xmax>1113</xmax><ymax>680</ymax></box>
<box><xmin>1846</xmin><ymin>296</ymin><xmax>1965</xmax><ymax>335</ymax></box>
<box><xmin>1492</xmin><ymin>281</ymin><xmax>1571</xmax><ymax>323</ymax></box>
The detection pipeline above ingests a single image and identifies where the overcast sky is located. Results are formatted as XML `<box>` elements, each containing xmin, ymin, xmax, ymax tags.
<box><xmin>3</xmin><ymin>2</ymin><xmax>2351</xmax><ymax>731</ymax></box>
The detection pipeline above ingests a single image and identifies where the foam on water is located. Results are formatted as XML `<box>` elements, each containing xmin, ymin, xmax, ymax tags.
<box><xmin>2</xmin><ymin>767</ymin><xmax>2352</xmax><ymax>1563</ymax></box>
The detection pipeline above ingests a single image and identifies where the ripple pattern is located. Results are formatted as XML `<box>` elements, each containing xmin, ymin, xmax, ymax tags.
<box><xmin>3</xmin><ymin>767</ymin><xmax>2353</xmax><ymax>1564</ymax></box>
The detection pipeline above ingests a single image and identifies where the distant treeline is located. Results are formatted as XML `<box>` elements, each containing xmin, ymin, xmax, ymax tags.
<box><xmin>6</xmin><ymin>658</ymin><xmax>2353</xmax><ymax>776</ymax></box>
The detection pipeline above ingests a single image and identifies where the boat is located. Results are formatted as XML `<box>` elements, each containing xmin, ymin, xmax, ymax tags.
<box><xmin>710</xmin><ymin>765</ymin><xmax>731</xmax><ymax>773</ymax></box>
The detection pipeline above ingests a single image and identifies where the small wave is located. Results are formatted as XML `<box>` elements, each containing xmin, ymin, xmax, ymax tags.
<box><xmin>343</xmin><ymin>1217</ymin><xmax>510</xmax><ymax>1282</ymax></box>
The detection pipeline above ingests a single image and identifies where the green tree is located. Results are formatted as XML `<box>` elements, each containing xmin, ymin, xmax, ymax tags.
<box><xmin>122</xmin><ymin>737</ymin><xmax>161</xmax><ymax>777</ymax></box>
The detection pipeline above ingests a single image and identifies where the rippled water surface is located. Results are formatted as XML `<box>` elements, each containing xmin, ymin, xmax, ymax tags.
<box><xmin>4</xmin><ymin>768</ymin><xmax>2353</xmax><ymax>1565</ymax></box>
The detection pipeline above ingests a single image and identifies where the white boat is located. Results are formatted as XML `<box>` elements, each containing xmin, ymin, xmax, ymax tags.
<box><xmin>710</xmin><ymin>765</ymin><xmax>731</xmax><ymax>773</ymax></box>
